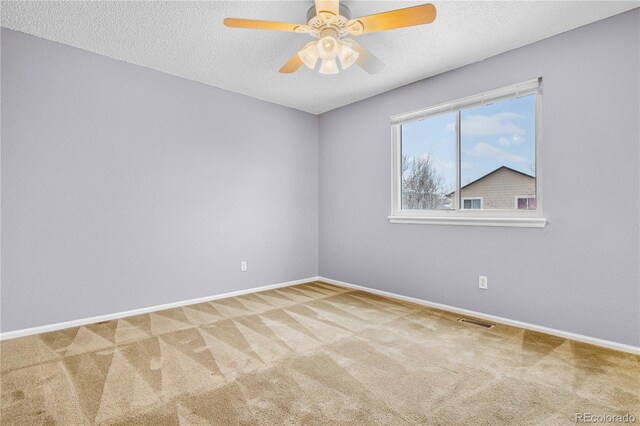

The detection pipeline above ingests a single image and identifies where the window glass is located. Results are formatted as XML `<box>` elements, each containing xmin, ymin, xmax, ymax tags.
<box><xmin>458</xmin><ymin>95</ymin><xmax>536</xmax><ymax>210</ymax></box>
<box><xmin>517</xmin><ymin>197</ymin><xmax>537</xmax><ymax>210</ymax></box>
<box><xmin>463</xmin><ymin>199</ymin><xmax>482</xmax><ymax>209</ymax></box>
<box><xmin>401</xmin><ymin>112</ymin><xmax>456</xmax><ymax>210</ymax></box>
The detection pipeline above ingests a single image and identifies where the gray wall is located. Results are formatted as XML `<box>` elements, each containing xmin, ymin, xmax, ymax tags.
<box><xmin>1</xmin><ymin>28</ymin><xmax>318</xmax><ymax>332</ymax></box>
<box><xmin>2</xmin><ymin>10</ymin><xmax>639</xmax><ymax>347</ymax></box>
<box><xmin>318</xmin><ymin>10</ymin><xmax>640</xmax><ymax>347</ymax></box>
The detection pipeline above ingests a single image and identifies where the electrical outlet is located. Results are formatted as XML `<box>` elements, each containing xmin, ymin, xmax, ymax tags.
<box><xmin>479</xmin><ymin>276</ymin><xmax>488</xmax><ymax>290</ymax></box>
<box><xmin>240</xmin><ymin>261</ymin><xmax>247</xmax><ymax>272</ymax></box>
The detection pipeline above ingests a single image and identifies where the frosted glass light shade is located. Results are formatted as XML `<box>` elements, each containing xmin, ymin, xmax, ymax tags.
<box><xmin>338</xmin><ymin>43</ymin><xmax>360</xmax><ymax>70</ymax></box>
<box><xmin>298</xmin><ymin>43</ymin><xmax>319</xmax><ymax>69</ymax></box>
<box><xmin>319</xmin><ymin>58</ymin><xmax>339</xmax><ymax>74</ymax></box>
<box><xmin>317</xmin><ymin>36</ymin><xmax>340</xmax><ymax>60</ymax></box>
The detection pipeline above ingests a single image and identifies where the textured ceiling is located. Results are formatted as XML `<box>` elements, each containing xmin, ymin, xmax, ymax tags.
<box><xmin>1</xmin><ymin>1</ymin><xmax>637</xmax><ymax>114</ymax></box>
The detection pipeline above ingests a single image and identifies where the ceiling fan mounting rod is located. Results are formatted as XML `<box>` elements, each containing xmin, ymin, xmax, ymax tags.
<box><xmin>306</xmin><ymin>4</ymin><xmax>352</xmax><ymax>22</ymax></box>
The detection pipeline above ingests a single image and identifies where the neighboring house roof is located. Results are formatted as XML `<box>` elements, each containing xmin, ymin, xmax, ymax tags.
<box><xmin>447</xmin><ymin>166</ymin><xmax>534</xmax><ymax>196</ymax></box>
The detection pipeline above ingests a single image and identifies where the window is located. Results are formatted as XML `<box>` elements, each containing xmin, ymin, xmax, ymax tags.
<box><xmin>400</xmin><ymin>111</ymin><xmax>456</xmax><ymax>210</ymax></box>
<box><xmin>516</xmin><ymin>197</ymin><xmax>537</xmax><ymax>210</ymax></box>
<box><xmin>390</xmin><ymin>79</ymin><xmax>546</xmax><ymax>228</ymax></box>
<box><xmin>463</xmin><ymin>198</ymin><xmax>482</xmax><ymax>210</ymax></box>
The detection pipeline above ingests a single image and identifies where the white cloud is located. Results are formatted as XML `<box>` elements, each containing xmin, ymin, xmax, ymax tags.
<box><xmin>498</xmin><ymin>135</ymin><xmax>524</xmax><ymax>146</ymax></box>
<box><xmin>413</xmin><ymin>156</ymin><xmax>473</xmax><ymax>173</ymax></box>
<box><xmin>464</xmin><ymin>142</ymin><xmax>526</xmax><ymax>163</ymax></box>
<box><xmin>462</xmin><ymin>112</ymin><xmax>525</xmax><ymax>138</ymax></box>
<box><xmin>431</xmin><ymin>158</ymin><xmax>455</xmax><ymax>171</ymax></box>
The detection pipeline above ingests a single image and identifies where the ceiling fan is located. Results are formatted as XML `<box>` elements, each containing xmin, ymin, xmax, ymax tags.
<box><xmin>224</xmin><ymin>1</ymin><xmax>436</xmax><ymax>75</ymax></box>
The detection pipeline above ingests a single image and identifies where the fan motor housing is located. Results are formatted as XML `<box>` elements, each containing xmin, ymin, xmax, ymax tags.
<box><xmin>306</xmin><ymin>4</ymin><xmax>352</xmax><ymax>23</ymax></box>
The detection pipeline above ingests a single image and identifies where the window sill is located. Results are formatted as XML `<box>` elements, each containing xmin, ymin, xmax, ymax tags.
<box><xmin>388</xmin><ymin>215</ymin><xmax>547</xmax><ymax>228</ymax></box>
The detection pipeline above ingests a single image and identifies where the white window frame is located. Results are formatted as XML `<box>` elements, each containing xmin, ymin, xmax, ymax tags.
<box><xmin>389</xmin><ymin>78</ymin><xmax>546</xmax><ymax>228</ymax></box>
<box><xmin>462</xmin><ymin>197</ymin><xmax>483</xmax><ymax>210</ymax></box>
<box><xmin>514</xmin><ymin>195</ymin><xmax>537</xmax><ymax>210</ymax></box>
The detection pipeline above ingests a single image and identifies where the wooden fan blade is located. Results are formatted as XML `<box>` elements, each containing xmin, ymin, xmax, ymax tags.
<box><xmin>355</xmin><ymin>4</ymin><xmax>436</xmax><ymax>34</ymax></box>
<box><xmin>224</xmin><ymin>18</ymin><xmax>300</xmax><ymax>32</ymax></box>
<box><xmin>315</xmin><ymin>0</ymin><xmax>339</xmax><ymax>16</ymax></box>
<box><xmin>345</xmin><ymin>39</ymin><xmax>385</xmax><ymax>74</ymax></box>
<box><xmin>279</xmin><ymin>55</ymin><xmax>303</xmax><ymax>74</ymax></box>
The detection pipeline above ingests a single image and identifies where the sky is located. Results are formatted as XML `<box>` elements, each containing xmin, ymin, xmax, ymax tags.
<box><xmin>401</xmin><ymin>94</ymin><xmax>536</xmax><ymax>189</ymax></box>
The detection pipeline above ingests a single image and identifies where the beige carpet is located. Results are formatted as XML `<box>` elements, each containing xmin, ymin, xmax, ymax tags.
<box><xmin>1</xmin><ymin>281</ymin><xmax>638</xmax><ymax>425</ymax></box>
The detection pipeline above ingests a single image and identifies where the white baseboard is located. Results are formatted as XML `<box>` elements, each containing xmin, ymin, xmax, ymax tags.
<box><xmin>0</xmin><ymin>277</ymin><xmax>318</xmax><ymax>341</ymax></box>
<box><xmin>318</xmin><ymin>276</ymin><xmax>640</xmax><ymax>355</ymax></box>
<box><xmin>3</xmin><ymin>275</ymin><xmax>638</xmax><ymax>355</ymax></box>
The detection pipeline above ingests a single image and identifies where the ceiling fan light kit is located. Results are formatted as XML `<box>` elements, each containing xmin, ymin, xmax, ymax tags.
<box><xmin>224</xmin><ymin>1</ymin><xmax>436</xmax><ymax>75</ymax></box>
<box><xmin>300</xmin><ymin>36</ymin><xmax>360</xmax><ymax>74</ymax></box>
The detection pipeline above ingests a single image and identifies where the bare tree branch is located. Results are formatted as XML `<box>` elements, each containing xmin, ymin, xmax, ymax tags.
<box><xmin>401</xmin><ymin>155</ymin><xmax>452</xmax><ymax>209</ymax></box>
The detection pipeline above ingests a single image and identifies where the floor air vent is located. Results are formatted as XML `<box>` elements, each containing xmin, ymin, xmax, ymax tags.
<box><xmin>458</xmin><ymin>317</ymin><xmax>495</xmax><ymax>329</ymax></box>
